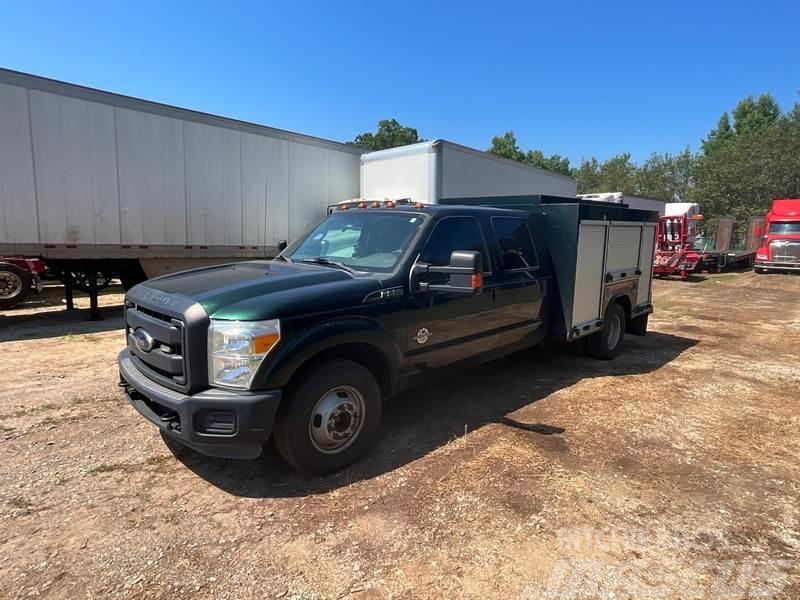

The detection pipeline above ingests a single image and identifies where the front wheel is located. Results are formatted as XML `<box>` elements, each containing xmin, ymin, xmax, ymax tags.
<box><xmin>586</xmin><ymin>301</ymin><xmax>625</xmax><ymax>360</ymax></box>
<box><xmin>273</xmin><ymin>359</ymin><xmax>382</xmax><ymax>475</ymax></box>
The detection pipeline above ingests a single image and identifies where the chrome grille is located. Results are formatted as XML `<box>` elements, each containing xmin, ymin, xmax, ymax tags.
<box><xmin>770</xmin><ymin>240</ymin><xmax>800</xmax><ymax>262</ymax></box>
<box><xmin>125</xmin><ymin>302</ymin><xmax>187</xmax><ymax>387</ymax></box>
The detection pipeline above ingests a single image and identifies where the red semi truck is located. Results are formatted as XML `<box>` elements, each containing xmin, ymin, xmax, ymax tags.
<box><xmin>755</xmin><ymin>199</ymin><xmax>800</xmax><ymax>273</ymax></box>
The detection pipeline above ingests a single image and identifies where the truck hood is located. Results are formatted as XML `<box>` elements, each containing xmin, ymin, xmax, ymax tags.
<box><xmin>139</xmin><ymin>260</ymin><xmax>383</xmax><ymax>320</ymax></box>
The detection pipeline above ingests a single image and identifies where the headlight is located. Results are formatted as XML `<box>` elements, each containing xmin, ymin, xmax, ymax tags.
<box><xmin>208</xmin><ymin>319</ymin><xmax>281</xmax><ymax>389</ymax></box>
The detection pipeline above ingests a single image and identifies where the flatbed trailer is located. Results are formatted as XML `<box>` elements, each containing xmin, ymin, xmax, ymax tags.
<box><xmin>698</xmin><ymin>249</ymin><xmax>756</xmax><ymax>273</ymax></box>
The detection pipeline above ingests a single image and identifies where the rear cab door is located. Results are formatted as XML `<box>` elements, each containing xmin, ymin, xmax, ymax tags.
<box><xmin>487</xmin><ymin>215</ymin><xmax>548</xmax><ymax>349</ymax></box>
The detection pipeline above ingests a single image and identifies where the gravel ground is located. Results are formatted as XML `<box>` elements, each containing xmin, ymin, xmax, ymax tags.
<box><xmin>0</xmin><ymin>272</ymin><xmax>798</xmax><ymax>599</ymax></box>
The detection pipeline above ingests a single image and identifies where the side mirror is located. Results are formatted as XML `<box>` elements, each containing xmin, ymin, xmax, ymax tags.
<box><xmin>277</xmin><ymin>240</ymin><xmax>288</xmax><ymax>252</ymax></box>
<box><xmin>412</xmin><ymin>250</ymin><xmax>483</xmax><ymax>295</ymax></box>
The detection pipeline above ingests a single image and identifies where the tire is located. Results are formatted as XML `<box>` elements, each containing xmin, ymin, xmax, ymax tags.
<box><xmin>0</xmin><ymin>263</ymin><xmax>32</xmax><ymax>308</ymax></box>
<box><xmin>120</xmin><ymin>262</ymin><xmax>147</xmax><ymax>291</ymax></box>
<box><xmin>273</xmin><ymin>359</ymin><xmax>382</xmax><ymax>475</ymax></box>
<box><xmin>59</xmin><ymin>271</ymin><xmax>113</xmax><ymax>292</ymax></box>
<box><xmin>586</xmin><ymin>301</ymin><xmax>625</xmax><ymax>360</ymax></box>
<box><xmin>628</xmin><ymin>313</ymin><xmax>648</xmax><ymax>336</ymax></box>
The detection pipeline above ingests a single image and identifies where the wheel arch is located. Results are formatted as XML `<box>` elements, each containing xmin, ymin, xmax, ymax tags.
<box><xmin>255</xmin><ymin>318</ymin><xmax>403</xmax><ymax>400</ymax></box>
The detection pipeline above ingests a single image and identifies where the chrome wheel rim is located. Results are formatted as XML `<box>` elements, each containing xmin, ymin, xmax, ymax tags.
<box><xmin>0</xmin><ymin>272</ymin><xmax>23</xmax><ymax>300</ymax></box>
<box><xmin>607</xmin><ymin>313</ymin><xmax>622</xmax><ymax>349</ymax></box>
<box><xmin>308</xmin><ymin>386</ymin><xmax>366</xmax><ymax>454</ymax></box>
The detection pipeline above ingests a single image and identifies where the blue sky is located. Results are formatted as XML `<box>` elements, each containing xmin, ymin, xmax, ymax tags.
<box><xmin>1</xmin><ymin>0</ymin><xmax>798</xmax><ymax>164</ymax></box>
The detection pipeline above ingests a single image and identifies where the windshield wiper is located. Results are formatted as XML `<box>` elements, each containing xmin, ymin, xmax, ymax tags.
<box><xmin>300</xmin><ymin>257</ymin><xmax>357</xmax><ymax>273</ymax></box>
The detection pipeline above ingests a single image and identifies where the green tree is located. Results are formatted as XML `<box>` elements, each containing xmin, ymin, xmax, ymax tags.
<box><xmin>574</xmin><ymin>158</ymin><xmax>602</xmax><ymax>194</ymax></box>
<box><xmin>352</xmin><ymin>119</ymin><xmax>422</xmax><ymax>151</ymax></box>
<box><xmin>636</xmin><ymin>149</ymin><xmax>696</xmax><ymax>202</ymax></box>
<box><xmin>598</xmin><ymin>154</ymin><xmax>638</xmax><ymax>193</ymax></box>
<box><xmin>702</xmin><ymin>94</ymin><xmax>781</xmax><ymax>156</ymax></box>
<box><xmin>731</xmin><ymin>94</ymin><xmax>781</xmax><ymax>136</ymax></box>
<box><xmin>488</xmin><ymin>131</ymin><xmax>572</xmax><ymax>175</ymax></box>
<box><xmin>487</xmin><ymin>131</ymin><xmax>525</xmax><ymax>162</ymax></box>
<box><xmin>695</xmin><ymin>99</ymin><xmax>800</xmax><ymax>238</ymax></box>
<box><xmin>525</xmin><ymin>150</ymin><xmax>572</xmax><ymax>176</ymax></box>
<box><xmin>701</xmin><ymin>112</ymin><xmax>734</xmax><ymax>155</ymax></box>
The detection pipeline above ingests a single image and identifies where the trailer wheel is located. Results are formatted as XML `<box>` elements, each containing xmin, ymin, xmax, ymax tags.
<box><xmin>586</xmin><ymin>302</ymin><xmax>625</xmax><ymax>360</ymax></box>
<box><xmin>0</xmin><ymin>263</ymin><xmax>32</xmax><ymax>308</ymax></box>
<box><xmin>628</xmin><ymin>313</ymin><xmax>648</xmax><ymax>336</ymax></box>
<box><xmin>273</xmin><ymin>359</ymin><xmax>382</xmax><ymax>475</ymax></box>
<box><xmin>59</xmin><ymin>271</ymin><xmax>113</xmax><ymax>292</ymax></box>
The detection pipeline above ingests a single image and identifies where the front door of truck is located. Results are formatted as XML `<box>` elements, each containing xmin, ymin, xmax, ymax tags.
<box><xmin>405</xmin><ymin>216</ymin><xmax>501</xmax><ymax>379</ymax></box>
<box><xmin>489</xmin><ymin>216</ymin><xmax>546</xmax><ymax>349</ymax></box>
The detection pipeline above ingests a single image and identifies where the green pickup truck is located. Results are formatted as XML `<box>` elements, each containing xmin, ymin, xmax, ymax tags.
<box><xmin>119</xmin><ymin>196</ymin><xmax>657</xmax><ymax>474</ymax></box>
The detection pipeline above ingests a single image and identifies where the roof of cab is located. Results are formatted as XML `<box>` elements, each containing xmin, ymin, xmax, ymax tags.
<box><xmin>335</xmin><ymin>203</ymin><xmax>528</xmax><ymax>219</ymax></box>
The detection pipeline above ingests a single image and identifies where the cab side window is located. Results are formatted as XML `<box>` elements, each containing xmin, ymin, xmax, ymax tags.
<box><xmin>418</xmin><ymin>217</ymin><xmax>490</xmax><ymax>281</ymax></box>
<box><xmin>492</xmin><ymin>217</ymin><xmax>538</xmax><ymax>271</ymax></box>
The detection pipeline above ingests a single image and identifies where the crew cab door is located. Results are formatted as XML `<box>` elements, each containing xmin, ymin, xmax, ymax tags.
<box><xmin>489</xmin><ymin>216</ymin><xmax>546</xmax><ymax>349</ymax></box>
<box><xmin>405</xmin><ymin>216</ymin><xmax>501</xmax><ymax>378</ymax></box>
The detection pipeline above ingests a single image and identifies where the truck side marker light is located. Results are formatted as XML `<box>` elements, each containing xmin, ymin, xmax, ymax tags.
<box><xmin>385</xmin><ymin>201</ymin><xmax>395</xmax><ymax>208</ymax></box>
<box><xmin>254</xmin><ymin>333</ymin><xmax>281</xmax><ymax>354</ymax></box>
<box><xmin>358</xmin><ymin>202</ymin><xmax>367</xmax><ymax>209</ymax></box>
<box><xmin>371</xmin><ymin>201</ymin><xmax>380</xmax><ymax>208</ymax></box>
<box><xmin>415</xmin><ymin>202</ymin><xmax>425</xmax><ymax>209</ymax></box>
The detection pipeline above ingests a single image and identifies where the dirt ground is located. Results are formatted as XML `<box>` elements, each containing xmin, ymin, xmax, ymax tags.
<box><xmin>1</xmin><ymin>272</ymin><xmax>798</xmax><ymax>599</ymax></box>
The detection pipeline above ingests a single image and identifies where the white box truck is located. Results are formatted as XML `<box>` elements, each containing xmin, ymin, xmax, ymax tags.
<box><xmin>0</xmin><ymin>68</ymin><xmax>361</xmax><ymax>309</ymax></box>
<box><xmin>360</xmin><ymin>140</ymin><xmax>577</xmax><ymax>203</ymax></box>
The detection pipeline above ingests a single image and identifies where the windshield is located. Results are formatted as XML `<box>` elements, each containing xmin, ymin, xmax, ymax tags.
<box><xmin>285</xmin><ymin>211</ymin><xmax>426</xmax><ymax>272</ymax></box>
<box><xmin>768</xmin><ymin>221</ymin><xmax>800</xmax><ymax>235</ymax></box>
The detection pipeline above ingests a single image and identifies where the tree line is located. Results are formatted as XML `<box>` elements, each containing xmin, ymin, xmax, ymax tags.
<box><xmin>352</xmin><ymin>94</ymin><xmax>800</xmax><ymax>235</ymax></box>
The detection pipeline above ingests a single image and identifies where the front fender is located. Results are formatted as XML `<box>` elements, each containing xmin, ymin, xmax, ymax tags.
<box><xmin>252</xmin><ymin>316</ymin><xmax>404</xmax><ymax>392</ymax></box>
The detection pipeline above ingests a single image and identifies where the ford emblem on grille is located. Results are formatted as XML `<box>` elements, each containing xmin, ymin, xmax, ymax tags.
<box><xmin>132</xmin><ymin>328</ymin><xmax>156</xmax><ymax>353</ymax></box>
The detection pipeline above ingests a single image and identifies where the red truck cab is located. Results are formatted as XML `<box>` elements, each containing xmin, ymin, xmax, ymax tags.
<box><xmin>755</xmin><ymin>199</ymin><xmax>800</xmax><ymax>273</ymax></box>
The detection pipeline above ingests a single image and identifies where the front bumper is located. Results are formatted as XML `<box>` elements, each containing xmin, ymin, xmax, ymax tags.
<box><xmin>119</xmin><ymin>349</ymin><xmax>281</xmax><ymax>459</ymax></box>
<box><xmin>754</xmin><ymin>260</ymin><xmax>800</xmax><ymax>272</ymax></box>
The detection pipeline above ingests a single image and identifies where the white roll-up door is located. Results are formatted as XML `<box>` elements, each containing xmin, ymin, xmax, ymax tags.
<box><xmin>637</xmin><ymin>224</ymin><xmax>657</xmax><ymax>305</ymax></box>
<box><xmin>606</xmin><ymin>223</ymin><xmax>642</xmax><ymax>274</ymax></box>
<box><xmin>572</xmin><ymin>223</ymin><xmax>608</xmax><ymax>327</ymax></box>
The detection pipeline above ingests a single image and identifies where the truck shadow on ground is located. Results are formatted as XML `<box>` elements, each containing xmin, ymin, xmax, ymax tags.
<box><xmin>168</xmin><ymin>330</ymin><xmax>698</xmax><ymax>497</ymax></box>
<box><xmin>0</xmin><ymin>304</ymin><xmax>123</xmax><ymax>341</ymax></box>
<box><xmin>0</xmin><ymin>282</ymin><xmax>125</xmax><ymax>341</ymax></box>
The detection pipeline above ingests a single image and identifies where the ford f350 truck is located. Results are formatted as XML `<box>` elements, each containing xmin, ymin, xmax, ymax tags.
<box><xmin>119</xmin><ymin>196</ymin><xmax>657</xmax><ymax>474</ymax></box>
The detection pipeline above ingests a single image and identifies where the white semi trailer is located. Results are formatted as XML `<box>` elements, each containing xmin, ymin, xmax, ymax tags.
<box><xmin>360</xmin><ymin>140</ymin><xmax>577</xmax><ymax>203</ymax></box>
<box><xmin>0</xmin><ymin>68</ymin><xmax>361</xmax><ymax>309</ymax></box>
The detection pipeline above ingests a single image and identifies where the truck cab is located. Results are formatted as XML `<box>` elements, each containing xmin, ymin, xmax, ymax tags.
<box><xmin>119</xmin><ymin>197</ymin><xmax>655</xmax><ymax>474</ymax></box>
<box><xmin>755</xmin><ymin>199</ymin><xmax>800</xmax><ymax>273</ymax></box>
